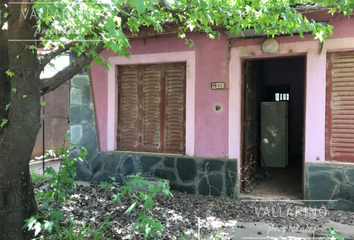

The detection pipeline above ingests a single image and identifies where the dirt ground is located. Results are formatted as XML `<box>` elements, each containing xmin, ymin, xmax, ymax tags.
<box><xmin>34</xmin><ymin>182</ymin><xmax>354</xmax><ymax>239</ymax></box>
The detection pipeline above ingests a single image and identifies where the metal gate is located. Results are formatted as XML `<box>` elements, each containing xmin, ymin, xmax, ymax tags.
<box><xmin>30</xmin><ymin>54</ymin><xmax>71</xmax><ymax>174</ymax></box>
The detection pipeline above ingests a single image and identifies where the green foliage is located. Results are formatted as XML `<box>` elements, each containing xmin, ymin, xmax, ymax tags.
<box><xmin>326</xmin><ymin>227</ymin><xmax>344</xmax><ymax>240</ymax></box>
<box><xmin>11</xmin><ymin>88</ymin><xmax>17</xmax><ymax>93</ymax></box>
<box><xmin>30</xmin><ymin>170</ymin><xmax>51</xmax><ymax>184</ymax></box>
<box><xmin>16</xmin><ymin>55</ymin><xmax>19</xmax><ymax>59</ymax></box>
<box><xmin>99</xmin><ymin>172</ymin><xmax>173</xmax><ymax>238</ymax></box>
<box><xmin>41</xmin><ymin>211</ymin><xmax>117</xmax><ymax>240</ymax></box>
<box><xmin>44</xmin><ymin>135</ymin><xmax>87</xmax><ymax>203</ymax></box>
<box><xmin>0</xmin><ymin>119</ymin><xmax>8</xmax><ymax>128</ymax></box>
<box><xmin>5</xmin><ymin>103</ymin><xmax>10</xmax><ymax>111</ymax></box>
<box><xmin>23</xmin><ymin>95</ymin><xmax>27</xmax><ymax>98</ymax></box>
<box><xmin>6</xmin><ymin>69</ymin><xmax>14</xmax><ymax>77</ymax></box>
<box><xmin>24</xmin><ymin>135</ymin><xmax>90</xmax><ymax>238</ymax></box>
<box><xmin>41</xmin><ymin>101</ymin><xmax>46</xmax><ymax>106</ymax></box>
<box><xmin>27</xmin><ymin>0</ymin><xmax>352</xmax><ymax>76</ymax></box>
<box><xmin>29</xmin><ymin>45</ymin><xmax>37</xmax><ymax>54</ymax></box>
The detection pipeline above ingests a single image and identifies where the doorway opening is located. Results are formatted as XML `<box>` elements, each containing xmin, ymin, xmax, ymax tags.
<box><xmin>241</xmin><ymin>56</ymin><xmax>305</xmax><ymax>199</ymax></box>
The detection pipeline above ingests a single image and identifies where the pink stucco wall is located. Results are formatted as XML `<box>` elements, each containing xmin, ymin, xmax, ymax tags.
<box><xmin>91</xmin><ymin>33</ymin><xmax>230</xmax><ymax>158</ymax></box>
<box><xmin>90</xmin><ymin>16</ymin><xmax>354</xmax><ymax>161</ymax></box>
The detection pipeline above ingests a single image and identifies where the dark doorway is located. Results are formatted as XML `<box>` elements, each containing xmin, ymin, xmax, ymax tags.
<box><xmin>241</xmin><ymin>57</ymin><xmax>305</xmax><ymax>199</ymax></box>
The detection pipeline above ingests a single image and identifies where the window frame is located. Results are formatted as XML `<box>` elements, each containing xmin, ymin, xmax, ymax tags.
<box><xmin>106</xmin><ymin>51</ymin><xmax>196</xmax><ymax>156</ymax></box>
<box><xmin>117</xmin><ymin>63</ymin><xmax>186</xmax><ymax>153</ymax></box>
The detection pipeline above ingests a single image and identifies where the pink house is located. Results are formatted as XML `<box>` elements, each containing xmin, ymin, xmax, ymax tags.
<box><xmin>70</xmin><ymin>9</ymin><xmax>354</xmax><ymax>211</ymax></box>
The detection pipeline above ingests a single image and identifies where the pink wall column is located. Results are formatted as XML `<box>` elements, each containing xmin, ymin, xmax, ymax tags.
<box><xmin>193</xmin><ymin>34</ymin><xmax>229</xmax><ymax>158</ymax></box>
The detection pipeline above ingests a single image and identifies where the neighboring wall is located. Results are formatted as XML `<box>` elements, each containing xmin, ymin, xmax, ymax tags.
<box><xmin>32</xmin><ymin>82</ymin><xmax>70</xmax><ymax>159</ymax></box>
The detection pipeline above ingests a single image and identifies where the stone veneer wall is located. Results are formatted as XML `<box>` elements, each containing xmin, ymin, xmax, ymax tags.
<box><xmin>69</xmin><ymin>74</ymin><xmax>238</xmax><ymax>197</ymax></box>
<box><xmin>306</xmin><ymin>163</ymin><xmax>354</xmax><ymax>212</ymax></box>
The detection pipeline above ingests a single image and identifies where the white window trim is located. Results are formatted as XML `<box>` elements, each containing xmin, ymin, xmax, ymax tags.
<box><xmin>107</xmin><ymin>51</ymin><xmax>196</xmax><ymax>156</ymax></box>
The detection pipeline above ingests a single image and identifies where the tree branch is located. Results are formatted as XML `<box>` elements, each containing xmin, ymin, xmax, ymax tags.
<box><xmin>40</xmin><ymin>42</ymin><xmax>105</xmax><ymax>95</ymax></box>
<box><xmin>40</xmin><ymin>42</ymin><xmax>75</xmax><ymax>69</ymax></box>
<box><xmin>39</xmin><ymin>14</ymin><xmax>107</xmax><ymax>69</ymax></box>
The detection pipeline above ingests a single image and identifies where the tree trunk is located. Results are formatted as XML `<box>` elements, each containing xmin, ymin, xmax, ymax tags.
<box><xmin>0</xmin><ymin>47</ymin><xmax>41</xmax><ymax>239</ymax></box>
<box><xmin>0</xmin><ymin>1</ymin><xmax>42</xmax><ymax>239</ymax></box>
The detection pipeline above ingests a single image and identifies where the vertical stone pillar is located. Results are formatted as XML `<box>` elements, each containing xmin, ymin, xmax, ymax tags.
<box><xmin>69</xmin><ymin>74</ymin><xmax>100</xmax><ymax>181</ymax></box>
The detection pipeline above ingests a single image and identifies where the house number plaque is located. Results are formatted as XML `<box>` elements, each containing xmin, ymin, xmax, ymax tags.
<box><xmin>211</xmin><ymin>82</ymin><xmax>225</xmax><ymax>90</ymax></box>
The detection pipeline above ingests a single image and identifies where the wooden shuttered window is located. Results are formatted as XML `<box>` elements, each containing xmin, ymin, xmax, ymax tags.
<box><xmin>118</xmin><ymin>63</ymin><xmax>186</xmax><ymax>153</ymax></box>
<box><xmin>326</xmin><ymin>52</ymin><xmax>354</xmax><ymax>162</ymax></box>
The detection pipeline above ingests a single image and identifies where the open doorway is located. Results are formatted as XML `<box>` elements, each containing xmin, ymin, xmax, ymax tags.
<box><xmin>241</xmin><ymin>57</ymin><xmax>305</xmax><ymax>199</ymax></box>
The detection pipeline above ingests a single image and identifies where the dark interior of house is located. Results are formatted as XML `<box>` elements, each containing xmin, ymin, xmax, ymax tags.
<box><xmin>244</xmin><ymin>57</ymin><xmax>305</xmax><ymax>199</ymax></box>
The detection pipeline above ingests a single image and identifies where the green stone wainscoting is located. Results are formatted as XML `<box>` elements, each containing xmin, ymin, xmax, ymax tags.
<box><xmin>305</xmin><ymin>163</ymin><xmax>354</xmax><ymax>212</ymax></box>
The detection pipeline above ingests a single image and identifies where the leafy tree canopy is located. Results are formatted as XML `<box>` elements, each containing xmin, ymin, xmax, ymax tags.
<box><xmin>3</xmin><ymin>0</ymin><xmax>353</xmax><ymax>85</ymax></box>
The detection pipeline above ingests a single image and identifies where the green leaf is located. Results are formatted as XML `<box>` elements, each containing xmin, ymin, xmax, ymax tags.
<box><xmin>43</xmin><ymin>220</ymin><xmax>54</xmax><ymax>233</ymax></box>
<box><xmin>29</xmin><ymin>45</ymin><xmax>36</xmax><ymax>54</ymax></box>
<box><xmin>180</xmin><ymin>235</ymin><xmax>188</xmax><ymax>240</ymax></box>
<box><xmin>41</xmin><ymin>101</ymin><xmax>46</xmax><ymax>106</ymax></box>
<box><xmin>3</xmin><ymin>12</ymin><xmax>8</xmax><ymax>18</ymax></box>
<box><xmin>23</xmin><ymin>215</ymin><xmax>38</xmax><ymax>230</ymax></box>
<box><xmin>23</xmin><ymin>95</ymin><xmax>27</xmax><ymax>98</ymax></box>
<box><xmin>142</xmin><ymin>194</ymin><xmax>154</xmax><ymax>211</ymax></box>
<box><xmin>102</xmin><ymin>63</ymin><xmax>109</xmax><ymax>70</ymax></box>
<box><xmin>126</xmin><ymin>202</ymin><xmax>137</xmax><ymax>216</ymax></box>
<box><xmin>5</xmin><ymin>103</ymin><xmax>10</xmax><ymax>111</ymax></box>
<box><xmin>6</xmin><ymin>70</ymin><xmax>14</xmax><ymax>77</ymax></box>
<box><xmin>65</xmin><ymin>133</ymin><xmax>70</xmax><ymax>142</ymax></box>
<box><xmin>90</xmin><ymin>50</ymin><xmax>98</xmax><ymax>58</ymax></box>
<box><xmin>33</xmin><ymin>222</ymin><xmax>42</xmax><ymax>236</ymax></box>
<box><xmin>131</xmin><ymin>0</ymin><xmax>145</xmax><ymax>15</ymax></box>
<box><xmin>16</xmin><ymin>55</ymin><xmax>19</xmax><ymax>59</ymax></box>
<box><xmin>104</xmin><ymin>17</ymin><xmax>117</xmax><ymax>37</ymax></box>
<box><xmin>12</xmin><ymin>88</ymin><xmax>17</xmax><ymax>93</ymax></box>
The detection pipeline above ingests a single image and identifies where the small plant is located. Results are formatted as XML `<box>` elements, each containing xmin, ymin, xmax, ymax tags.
<box><xmin>44</xmin><ymin>146</ymin><xmax>57</xmax><ymax>159</ymax></box>
<box><xmin>24</xmin><ymin>134</ymin><xmax>88</xmax><ymax>238</ymax></box>
<box><xmin>30</xmin><ymin>170</ymin><xmax>51</xmax><ymax>184</ymax></box>
<box><xmin>99</xmin><ymin>172</ymin><xmax>173</xmax><ymax>239</ymax></box>
<box><xmin>181</xmin><ymin>217</ymin><xmax>222</xmax><ymax>240</ymax></box>
<box><xmin>312</xmin><ymin>227</ymin><xmax>345</xmax><ymax>240</ymax></box>
<box><xmin>44</xmin><ymin>134</ymin><xmax>87</xmax><ymax>203</ymax></box>
<box><xmin>44</xmin><ymin>211</ymin><xmax>118</xmax><ymax>240</ymax></box>
<box><xmin>326</xmin><ymin>227</ymin><xmax>344</xmax><ymax>240</ymax></box>
<box><xmin>0</xmin><ymin>118</ymin><xmax>8</xmax><ymax>128</ymax></box>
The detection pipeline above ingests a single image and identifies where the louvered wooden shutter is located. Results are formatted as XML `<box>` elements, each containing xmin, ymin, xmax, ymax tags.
<box><xmin>118</xmin><ymin>65</ymin><xmax>141</xmax><ymax>150</ymax></box>
<box><xmin>326</xmin><ymin>52</ymin><xmax>354</xmax><ymax>162</ymax></box>
<box><xmin>117</xmin><ymin>63</ymin><xmax>186</xmax><ymax>153</ymax></box>
<box><xmin>142</xmin><ymin>65</ymin><xmax>163</xmax><ymax>151</ymax></box>
<box><xmin>163</xmin><ymin>63</ymin><xmax>186</xmax><ymax>153</ymax></box>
